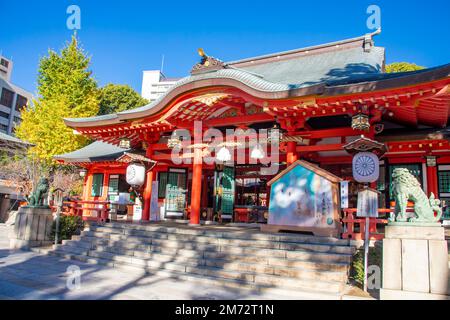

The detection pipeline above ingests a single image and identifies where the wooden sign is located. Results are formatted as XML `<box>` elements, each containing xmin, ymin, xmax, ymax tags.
<box><xmin>357</xmin><ymin>188</ymin><xmax>379</xmax><ymax>218</ymax></box>
<box><xmin>262</xmin><ymin>160</ymin><xmax>342</xmax><ymax>237</ymax></box>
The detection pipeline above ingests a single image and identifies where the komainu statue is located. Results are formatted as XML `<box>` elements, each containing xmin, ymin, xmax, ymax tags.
<box><xmin>27</xmin><ymin>178</ymin><xmax>50</xmax><ymax>207</ymax></box>
<box><xmin>390</xmin><ymin>168</ymin><xmax>442</xmax><ymax>223</ymax></box>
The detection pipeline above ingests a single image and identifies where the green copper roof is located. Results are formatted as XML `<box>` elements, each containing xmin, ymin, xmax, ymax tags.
<box><xmin>0</xmin><ymin>132</ymin><xmax>33</xmax><ymax>146</ymax></box>
<box><xmin>54</xmin><ymin>141</ymin><xmax>129</xmax><ymax>163</ymax></box>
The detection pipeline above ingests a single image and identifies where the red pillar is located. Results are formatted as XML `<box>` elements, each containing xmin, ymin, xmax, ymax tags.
<box><xmin>426</xmin><ymin>164</ymin><xmax>438</xmax><ymax>197</ymax></box>
<box><xmin>286</xmin><ymin>141</ymin><xmax>298</xmax><ymax>165</ymax></box>
<box><xmin>142</xmin><ymin>147</ymin><xmax>154</xmax><ymax>221</ymax></box>
<box><xmin>190</xmin><ymin>147</ymin><xmax>203</xmax><ymax>225</ymax></box>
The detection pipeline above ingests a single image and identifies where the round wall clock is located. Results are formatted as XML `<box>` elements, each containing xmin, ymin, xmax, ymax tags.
<box><xmin>352</xmin><ymin>152</ymin><xmax>379</xmax><ymax>183</ymax></box>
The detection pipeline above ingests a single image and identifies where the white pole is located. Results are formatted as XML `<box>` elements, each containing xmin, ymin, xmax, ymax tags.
<box><xmin>363</xmin><ymin>216</ymin><xmax>370</xmax><ymax>292</ymax></box>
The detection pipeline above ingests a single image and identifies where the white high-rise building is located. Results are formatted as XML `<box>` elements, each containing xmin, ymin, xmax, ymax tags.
<box><xmin>0</xmin><ymin>55</ymin><xmax>33</xmax><ymax>134</ymax></box>
<box><xmin>0</xmin><ymin>56</ymin><xmax>13</xmax><ymax>81</ymax></box>
<box><xmin>141</xmin><ymin>70</ymin><xmax>179</xmax><ymax>102</ymax></box>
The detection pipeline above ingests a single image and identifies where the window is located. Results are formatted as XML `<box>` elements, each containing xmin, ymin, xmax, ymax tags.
<box><xmin>107</xmin><ymin>174</ymin><xmax>129</xmax><ymax>195</ymax></box>
<box><xmin>0</xmin><ymin>59</ymin><xmax>9</xmax><ymax>68</ymax></box>
<box><xmin>438</xmin><ymin>171</ymin><xmax>450</xmax><ymax>193</ymax></box>
<box><xmin>15</xmin><ymin>95</ymin><xmax>27</xmax><ymax>111</ymax></box>
<box><xmin>0</xmin><ymin>88</ymin><xmax>14</xmax><ymax>108</ymax></box>
<box><xmin>0</xmin><ymin>124</ymin><xmax>7</xmax><ymax>133</ymax></box>
<box><xmin>158</xmin><ymin>172</ymin><xmax>168</xmax><ymax>198</ymax></box>
<box><xmin>91</xmin><ymin>173</ymin><xmax>104</xmax><ymax>197</ymax></box>
<box><xmin>0</xmin><ymin>110</ymin><xmax>9</xmax><ymax>119</ymax></box>
<box><xmin>13</xmin><ymin>116</ymin><xmax>20</xmax><ymax>123</ymax></box>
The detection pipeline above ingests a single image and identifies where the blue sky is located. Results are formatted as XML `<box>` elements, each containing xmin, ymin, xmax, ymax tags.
<box><xmin>1</xmin><ymin>0</ymin><xmax>449</xmax><ymax>95</ymax></box>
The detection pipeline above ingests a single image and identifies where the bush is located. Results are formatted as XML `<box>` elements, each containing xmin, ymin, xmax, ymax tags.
<box><xmin>51</xmin><ymin>215</ymin><xmax>85</xmax><ymax>244</ymax></box>
<box><xmin>350</xmin><ymin>244</ymin><xmax>382</xmax><ymax>288</ymax></box>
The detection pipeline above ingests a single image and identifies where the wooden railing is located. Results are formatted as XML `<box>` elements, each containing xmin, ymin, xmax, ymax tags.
<box><xmin>341</xmin><ymin>208</ymin><xmax>391</xmax><ymax>241</ymax></box>
<box><xmin>52</xmin><ymin>200</ymin><xmax>110</xmax><ymax>223</ymax></box>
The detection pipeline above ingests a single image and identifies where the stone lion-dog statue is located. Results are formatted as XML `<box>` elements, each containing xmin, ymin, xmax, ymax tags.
<box><xmin>390</xmin><ymin>168</ymin><xmax>442</xmax><ymax>223</ymax></box>
<box><xmin>27</xmin><ymin>177</ymin><xmax>50</xmax><ymax>207</ymax></box>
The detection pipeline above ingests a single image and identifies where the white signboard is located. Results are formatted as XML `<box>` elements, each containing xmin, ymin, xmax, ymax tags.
<box><xmin>352</xmin><ymin>152</ymin><xmax>379</xmax><ymax>183</ymax></box>
<box><xmin>133</xmin><ymin>205</ymin><xmax>142</xmax><ymax>221</ymax></box>
<box><xmin>357</xmin><ymin>189</ymin><xmax>379</xmax><ymax>218</ymax></box>
<box><xmin>340</xmin><ymin>181</ymin><xmax>349</xmax><ymax>209</ymax></box>
<box><xmin>150</xmin><ymin>181</ymin><xmax>159</xmax><ymax>221</ymax></box>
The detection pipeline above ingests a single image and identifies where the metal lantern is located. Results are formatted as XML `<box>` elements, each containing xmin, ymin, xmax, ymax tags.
<box><xmin>351</xmin><ymin>110</ymin><xmax>370</xmax><ymax>131</ymax></box>
<box><xmin>167</xmin><ymin>131</ymin><xmax>182</xmax><ymax>149</ymax></box>
<box><xmin>267</xmin><ymin>123</ymin><xmax>283</xmax><ymax>144</ymax></box>
<box><xmin>119</xmin><ymin>138</ymin><xmax>131</xmax><ymax>149</ymax></box>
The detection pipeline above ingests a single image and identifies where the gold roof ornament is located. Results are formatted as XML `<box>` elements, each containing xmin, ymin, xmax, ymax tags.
<box><xmin>191</xmin><ymin>48</ymin><xmax>226</xmax><ymax>75</ymax></box>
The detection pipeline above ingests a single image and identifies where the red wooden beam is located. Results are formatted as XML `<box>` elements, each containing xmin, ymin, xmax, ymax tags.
<box><xmin>296</xmin><ymin>143</ymin><xmax>344</xmax><ymax>152</ymax></box>
<box><xmin>203</xmin><ymin>113</ymin><xmax>274</xmax><ymax>127</ymax></box>
<box><xmin>294</xmin><ymin>127</ymin><xmax>373</xmax><ymax>139</ymax></box>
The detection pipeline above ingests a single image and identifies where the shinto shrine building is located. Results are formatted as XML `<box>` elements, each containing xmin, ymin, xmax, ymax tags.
<box><xmin>56</xmin><ymin>31</ymin><xmax>450</xmax><ymax>229</ymax></box>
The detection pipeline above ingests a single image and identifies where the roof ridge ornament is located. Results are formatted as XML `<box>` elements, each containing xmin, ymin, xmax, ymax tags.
<box><xmin>363</xmin><ymin>28</ymin><xmax>381</xmax><ymax>53</ymax></box>
<box><xmin>191</xmin><ymin>48</ymin><xmax>226</xmax><ymax>75</ymax></box>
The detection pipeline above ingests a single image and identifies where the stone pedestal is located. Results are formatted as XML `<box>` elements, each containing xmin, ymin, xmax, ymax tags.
<box><xmin>380</xmin><ymin>223</ymin><xmax>449</xmax><ymax>300</ymax></box>
<box><xmin>9</xmin><ymin>206</ymin><xmax>54</xmax><ymax>250</ymax></box>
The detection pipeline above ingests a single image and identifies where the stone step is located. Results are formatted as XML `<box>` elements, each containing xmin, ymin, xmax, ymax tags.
<box><xmin>50</xmin><ymin>246</ymin><xmax>344</xmax><ymax>294</ymax></box>
<box><xmin>60</xmin><ymin>240</ymin><xmax>348</xmax><ymax>279</ymax></box>
<box><xmin>71</xmin><ymin>234</ymin><xmax>353</xmax><ymax>264</ymax></box>
<box><xmin>81</xmin><ymin>229</ymin><xmax>354</xmax><ymax>255</ymax></box>
<box><xmin>89</xmin><ymin>223</ymin><xmax>351</xmax><ymax>246</ymax></box>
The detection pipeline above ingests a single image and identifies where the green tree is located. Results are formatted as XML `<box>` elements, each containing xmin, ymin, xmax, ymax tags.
<box><xmin>15</xmin><ymin>35</ymin><xmax>99</xmax><ymax>164</ymax></box>
<box><xmin>386</xmin><ymin>62</ymin><xmax>425</xmax><ymax>73</ymax></box>
<box><xmin>98</xmin><ymin>83</ymin><xmax>149</xmax><ymax>115</ymax></box>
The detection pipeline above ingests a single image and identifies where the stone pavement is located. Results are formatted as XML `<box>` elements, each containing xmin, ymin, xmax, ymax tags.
<box><xmin>0</xmin><ymin>223</ymin><xmax>369</xmax><ymax>300</ymax></box>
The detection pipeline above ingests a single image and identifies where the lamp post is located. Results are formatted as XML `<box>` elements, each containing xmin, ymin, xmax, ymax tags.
<box><xmin>344</xmin><ymin>136</ymin><xmax>386</xmax><ymax>292</ymax></box>
<box><xmin>53</xmin><ymin>188</ymin><xmax>65</xmax><ymax>246</ymax></box>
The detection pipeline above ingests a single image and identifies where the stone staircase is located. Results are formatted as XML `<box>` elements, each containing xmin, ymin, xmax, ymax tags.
<box><xmin>44</xmin><ymin>222</ymin><xmax>356</xmax><ymax>297</ymax></box>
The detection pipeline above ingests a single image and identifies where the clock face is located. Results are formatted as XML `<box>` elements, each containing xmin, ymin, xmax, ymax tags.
<box><xmin>352</xmin><ymin>152</ymin><xmax>379</xmax><ymax>183</ymax></box>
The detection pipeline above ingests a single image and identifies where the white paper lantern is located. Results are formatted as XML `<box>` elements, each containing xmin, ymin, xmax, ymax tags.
<box><xmin>216</xmin><ymin>147</ymin><xmax>231</xmax><ymax>162</ymax></box>
<box><xmin>352</xmin><ymin>152</ymin><xmax>379</xmax><ymax>183</ymax></box>
<box><xmin>126</xmin><ymin>163</ymin><xmax>146</xmax><ymax>187</ymax></box>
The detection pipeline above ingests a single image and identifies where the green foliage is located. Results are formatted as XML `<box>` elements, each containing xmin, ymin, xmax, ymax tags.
<box><xmin>15</xmin><ymin>34</ymin><xmax>99</xmax><ymax>164</ymax></box>
<box><xmin>350</xmin><ymin>245</ymin><xmax>382</xmax><ymax>288</ymax></box>
<box><xmin>51</xmin><ymin>215</ymin><xmax>85</xmax><ymax>244</ymax></box>
<box><xmin>98</xmin><ymin>83</ymin><xmax>149</xmax><ymax>115</ymax></box>
<box><xmin>386</xmin><ymin>62</ymin><xmax>425</xmax><ymax>73</ymax></box>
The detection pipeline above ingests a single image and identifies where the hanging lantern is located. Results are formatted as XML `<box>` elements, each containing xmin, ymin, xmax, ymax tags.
<box><xmin>216</xmin><ymin>146</ymin><xmax>231</xmax><ymax>162</ymax></box>
<box><xmin>79</xmin><ymin>168</ymin><xmax>87</xmax><ymax>177</ymax></box>
<box><xmin>167</xmin><ymin>131</ymin><xmax>182</xmax><ymax>149</ymax></box>
<box><xmin>267</xmin><ymin>123</ymin><xmax>283</xmax><ymax>144</ymax></box>
<box><xmin>126</xmin><ymin>162</ymin><xmax>146</xmax><ymax>187</ymax></box>
<box><xmin>351</xmin><ymin>107</ymin><xmax>370</xmax><ymax>131</ymax></box>
<box><xmin>250</xmin><ymin>144</ymin><xmax>265</xmax><ymax>160</ymax></box>
<box><xmin>119</xmin><ymin>138</ymin><xmax>131</xmax><ymax>149</ymax></box>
